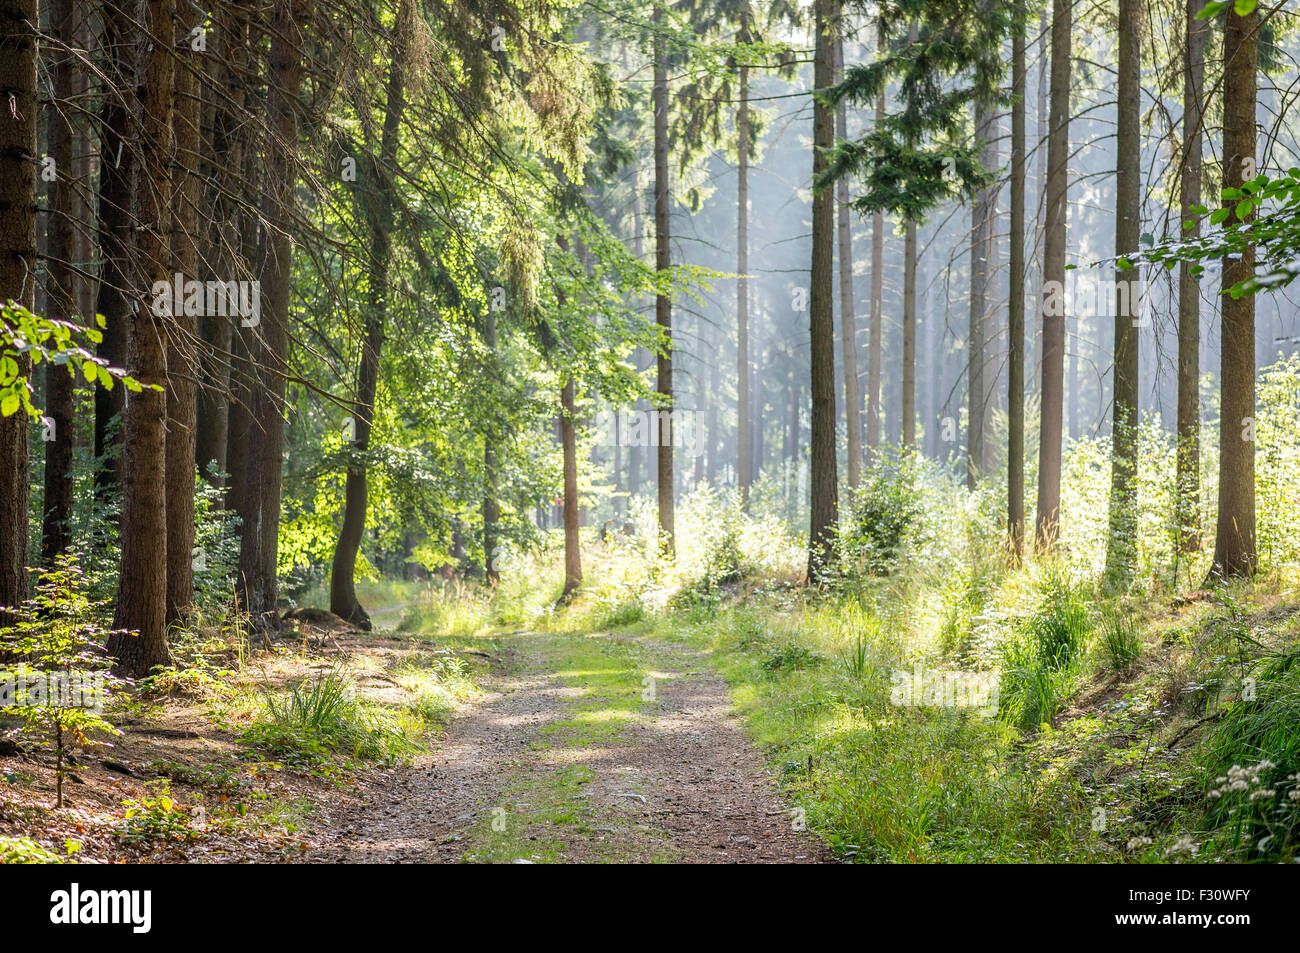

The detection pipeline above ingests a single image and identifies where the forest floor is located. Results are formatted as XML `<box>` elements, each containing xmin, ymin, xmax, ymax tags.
<box><xmin>0</xmin><ymin>605</ymin><xmax>828</xmax><ymax>864</ymax></box>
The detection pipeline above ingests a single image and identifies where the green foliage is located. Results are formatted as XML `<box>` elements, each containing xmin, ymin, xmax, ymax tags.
<box><xmin>838</xmin><ymin>459</ymin><xmax>925</xmax><ymax>577</ymax></box>
<box><xmin>0</xmin><ymin>555</ymin><xmax>126</xmax><ymax>807</ymax></box>
<box><xmin>1101</xmin><ymin>612</ymin><xmax>1142</xmax><ymax>674</ymax></box>
<box><xmin>1199</xmin><ymin>644</ymin><xmax>1300</xmax><ymax>861</ymax></box>
<box><xmin>998</xmin><ymin>568</ymin><xmax>1092</xmax><ymax>729</ymax></box>
<box><xmin>761</xmin><ymin>643</ymin><xmax>823</xmax><ymax>676</ymax></box>
<box><xmin>244</xmin><ymin>662</ymin><xmax>418</xmax><ymax>765</ymax></box>
<box><xmin>118</xmin><ymin>781</ymin><xmax>201</xmax><ymax>845</ymax></box>
<box><xmin>0</xmin><ymin>303</ymin><xmax>153</xmax><ymax>420</ymax></box>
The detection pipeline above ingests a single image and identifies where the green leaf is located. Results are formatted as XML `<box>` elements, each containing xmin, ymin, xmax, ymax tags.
<box><xmin>1237</xmin><ymin>199</ymin><xmax>1254</xmax><ymax>220</ymax></box>
<box><xmin>1233</xmin><ymin>0</ymin><xmax>1257</xmax><ymax>14</ymax></box>
<box><xmin>0</xmin><ymin>391</ymin><xmax>19</xmax><ymax>417</ymax></box>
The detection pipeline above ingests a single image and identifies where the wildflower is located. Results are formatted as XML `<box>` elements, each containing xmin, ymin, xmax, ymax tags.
<box><xmin>1166</xmin><ymin>834</ymin><xmax>1199</xmax><ymax>857</ymax></box>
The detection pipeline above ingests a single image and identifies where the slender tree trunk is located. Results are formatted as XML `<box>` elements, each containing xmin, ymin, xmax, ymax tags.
<box><xmin>866</xmin><ymin>19</ymin><xmax>884</xmax><ymax>466</ymax></box>
<box><xmin>968</xmin><ymin>100</ymin><xmax>990</xmax><ymax>487</ymax></box>
<box><xmin>629</xmin><ymin>159</ymin><xmax>643</xmax><ymax>501</ymax></box>
<box><xmin>42</xmin><ymin>0</ymin><xmax>82</xmax><ymax>565</ymax></box>
<box><xmin>196</xmin><ymin>0</ymin><xmax>251</xmax><ymax>481</ymax></box>
<box><xmin>0</xmin><ymin>0</ymin><xmax>36</xmax><ymax>611</ymax></box>
<box><xmin>1008</xmin><ymin>0</ymin><xmax>1026</xmax><ymax>558</ymax></box>
<box><xmin>902</xmin><ymin>220</ymin><xmax>917</xmax><ymax>448</ymax></box>
<box><xmin>1032</xmin><ymin>11</ymin><xmax>1048</xmax><ymax>394</ymax></box>
<box><xmin>901</xmin><ymin>20</ymin><xmax>919</xmax><ymax>452</ymax></box>
<box><xmin>1034</xmin><ymin>0</ymin><xmax>1071</xmax><ymax>553</ymax></box>
<box><xmin>108</xmin><ymin>0</ymin><xmax>176</xmax><ymax>676</ymax></box>
<box><xmin>560</xmin><ymin>376</ymin><xmax>581</xmax><ymax>601</ymax></box>
<box><xmin>653</xmin><ymin>8</ymin><xmax>674</xmax><ymax>552</ymax></box>
<box><xmin>1177</xmin><ymin>0</ymin><xmax>1206</xmax><ymax>553</ymax></box>
<box><xmin>808</xmin><ymin>0</ymin><xmax>839</xmax><ymax>580</ymax></box>
<box><xmin>737</xmin><ymin>52</ymin><xmax>752</xmax><ymax>507</ymax></box>
<box><xmin>1210</xmin><ymin>3</ymin><xmax>1258</xmax><ymax>579</ymax></box>
<box><xmin>835</xmin><ymin>35</ymin><xmax>861</xmax><ymax>487</ymax></box>
<box><xmin>1104</xmin><ymin>0</ymin><xmax>1142</xmax><ymax>585</ymax></box>
<box><xmin>166</xmin><ymin>2</ymin><xmax>205</xmax><ymax>624</ymax></box>
<box><xmin>237</xmin><ymin>0</ymin><xmax>303</xmax><ymax>628</ymax></box>
<box><xmin>482</xmin><ymin>356</ymin><xmax>501</xmax><ymax>588</ymax></box>
<box><xmin>93</xmin><ymin>5</ymin><xmax>132</xmax><ymax>501</ymax></box>
<box><xmin>330</xmin><ymin>11</ymin><xmax>408</xmax><ymax>626</ymax></box>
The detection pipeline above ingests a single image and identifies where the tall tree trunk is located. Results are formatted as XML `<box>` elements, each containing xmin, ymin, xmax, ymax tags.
<box><xmin>901</xmin><ymin>20</ymin><xmax>919</xmax><ymax>451</ymax></box>
<box><xmin>1034</xmin><ymin>0</ymin><xmax>1071</xmax><ymax>553</ymax></box>
<box><xmin>560</xmin><ymin>376</ymin><xmax>581</xmax><ymax>601</ymax></box>
<box><xmin>1177</xmin><ymin>0</ymin><xmax>1206</xmax><ymax>553</ymax></box>
<box><xmin>1210</xmin><ymin>3</ymin><xmax>1258</xmax><ymax>579</ymax></box>
<box><xmin>737</xmin><ymin>46</ymin><xmax>752</xmax><ymax>507</ymax></box>
<box><xmin>0</xmin><ymin>0</ymin><xmax>36</xmax><ymax>612</ymax></box>
<box><xmin>653</xmin><ymin>7</ymin><xmax>674</xmax><ymax>552</ymax></box>
<box><xmin>108</xmin><ymin>0</ymin><xmax>176</xmax><ymax>676</ymax></box>
<box><xmin>902</xmin><ymin>220</ymin><xmax>917</xmax><ymax>448</ymax></box>
<box><xmin>93</xmin><ymin>4</ymin><xmax>132</xmax><ymax>501</ymax></box>
<box><xmin>1032</xmin><ymin>10</ymin><xmax>1048</xmax><ymax>394</ymax></box>
<box><xmin>166</xmin><ymin>1</ymin><xmax>205</xmax><ymax>624</ymax></box>
<box><xmin>968</xmin><ymin>100</ymin><xmax>990</xmax><ymax>487</ymax></box>
<box><xmin>628</xmin><ymin>159</ymin><xmax>644</xmax><ymax>502</ymax></box>
<box><xmin>866</xmin><ymin>19</ymin><xmax>884</xmax><ymax>466</ymax></box>
<box><xmin>42</xmin><ymin>0</ymin><xmax>82</xmax><ymax>565</ymax></box>
<box><xmin>835</xmin><ymin>35</ymin><xmax>861</xmax><ymax>487</ymax></box>
<box><xmin>237</xmin><ymin>0</ymin><xmax>303</xmax><ymax>628</ymax></box>
<box><xmin>808</xmin><ymin>0</ymin><xmax>839</xmax><ymax>580</ymax></box>
<box><xmin>196</xmin><ymin>0</ymin><xmax>251</xmax><ymax>481</ymax></box>
<box><xmin>1104</xmin><ymin>0</ymin><xmax>1142</xmax><ymax>585</ymax></box>
<box><xmin>1008</xmin><ymin>0</ymin><xmax>1026</xmax><ymax>558</ymax></box>
<box><xmin>330</xmin><ymin>10</ymin><xmax>408</xmax><ymax>626</ymax></box>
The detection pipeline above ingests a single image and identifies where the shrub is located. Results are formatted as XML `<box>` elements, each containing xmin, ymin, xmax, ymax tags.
<box><xmin>839</xmin><ymin>459</ymin><xmax>924</xmax><ymax>577</ymax></box>
<box><xmin>0</xmin><ymin>556</ymin><xmax>126</xmax><ymax>807</ymax></box>
<box><xmin>244</xmin><ymin>662</ymin><xmax>416</xmax><ymax>764</ymax></box>
<box><xmin>1100</xmin><ymin>612</ymin><xmax>1142</xmax><ymax>673</ymax></box>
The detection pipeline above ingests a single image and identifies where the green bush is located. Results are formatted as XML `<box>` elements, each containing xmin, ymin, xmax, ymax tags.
<box><xmin>244</xmin><ymin>663</ymin><xmax>416</xmax><ymax>764</ymax></box>
<box><xmin>839</xmin><ymin>458</ymin><xmax>924</xmax><ymax>577</ymax></box>
<box><xmin>998</xmin><ymin>568</ymin><xmax>1092</xmax><ymax>729</ymax></box>
<box><xmin>1199</xmin><ymin>645</ymin><xmax>1300</xmax><ymax>861</ymax></box>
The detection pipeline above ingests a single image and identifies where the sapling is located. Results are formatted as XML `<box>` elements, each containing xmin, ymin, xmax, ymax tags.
<box><xmin>0</xmin><ymin>555</ymin><xmax>128</xmax><ymax>807</ymax></box>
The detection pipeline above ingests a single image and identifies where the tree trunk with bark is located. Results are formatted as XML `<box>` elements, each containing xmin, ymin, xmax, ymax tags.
<box><xmin>653</xmin><ymin>8</ymin><xmax>674</xmax><ymax>552</ymax></box>
<box><xmin>1104</xmin><ymin>0</ymin><xmax>1142</xmax><ymax>586</ymax></box>
<box><xmin>866</xmin><ymin>19</ymin><xmax>884</xmax><ymax>467</ymax></box>
<box><xmin>331</xmin><ymin>9</ymin><xmax>408</xmax><ymax>627</ymax></box>
<box><xmin>0</xmin><ymin>0</ymin><xmax>37</xmax><ymax>613</ymax></box>
<box><xmin>807</xmin><ymin>0</ymin><xmax>839</xmax><ymax>580</ymax></box>
<box><xmin>165</xmin><ymin>1</ymin><xmax>205</xmax><ymax>624</ymax></box>
<box><xmin>835</xmin><ymin>35</ymin><xmax>861</xmax><ymax>488</ymax></box>
<box><xmin>1008</xmin><ymin>0</ymin><xmax>1026</xmax><ymax>558</ymax></box>
<box><xmin>41</xmin><ymin>0</ymin><xmax>83</xmax><ymax>565</ymax></box>
<box><xmin>737</xmin><ymin>47</ymin><xmax>752</xmax><ymax>507</ymax></box>
<box><xmin>1210</xmin><ymin>3</ymin><xmax>1258</xmax><ymax>579</ymax></box>
<box><xmin>237</xmin><ymin>0</ymin><xmax>303</xmax><ymax>629</ymax></box>
<box><xmin>1034</xmin><ymin>0</ymin><xmax>1071</xmax><ymax>553</ymax></box>
<box><xmin>93</xmin><ymin>4</ymin><xmax>132</xmax><ymax>501</ymax></box>
<box><xmin>560</xmin><ymin>376</ymin><xmax>581</xmax><ymax>601</ymax></box>
<box><xmin>108</xmin><ymin>0</ymin><xmax>177</xmax><ymax>677</ymax></box>
<box><xmin>1177</xmin><ymin>0</ymin><xmax>1206</xmax><ymax>553</ymax></box>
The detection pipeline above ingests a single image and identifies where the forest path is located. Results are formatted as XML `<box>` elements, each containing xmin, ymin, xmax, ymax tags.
<box><xmin>299</xmin><ymin>627</ymin><xmax>829</xmax><ymax>863</ymax></box>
